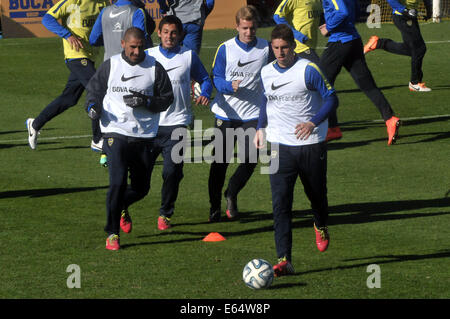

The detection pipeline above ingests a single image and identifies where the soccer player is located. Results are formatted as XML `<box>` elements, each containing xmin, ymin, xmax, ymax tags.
<box><xmin>207</xmin><ymin>6</ymin><xmax>274</xmax><ymax>222</ymax></box>
<box><xmin>254</xmin><ymin>24</ymin><xmax>338</xmax><ymax>276</ymax></box>
<box><xmin>319</xmin><ymin>0</ymin><xmax>401</xmax><ymax>145</ymax></box>
<box><xmin>364</xmin><ymin>0</ymin><xmax>432</xmax><ymax>92</ymax></box>
<box><xmin>157</xmin><ymin>0</ymin><xmax>215</xmax><ymax>54</ymax></box>
<box><xmin>89</xmin><ymin>0</ymin><xmax>156</xmax><ymax>165</ymax></box>
<box><xmin>89</xmin><ymin>0</ymin><xmax>156</xmax><ymax>61</ymax></box>
<box><xmin>145</xmin><ymin>15</ymin><xmax>213</xmax><ymax>230</ymax></box>
<box><xmin>273</xmin><ymin>0</ymin><xmax>323</xmax><ymax>64</ymax></box>
<box><xmin>85</xmin><ymin>27</ymin><xmax>174</xmax><ymax>250</ymax></box>
<box><xmin>26</xmin><ymin>0</ymin><xmax>109</xmax><ymax>151</ymax></box>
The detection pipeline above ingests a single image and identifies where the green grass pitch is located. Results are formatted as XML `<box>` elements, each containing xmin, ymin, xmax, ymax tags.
<box><xmin>0</xmin><ymin>21</ymin><xmax>449</xmax><ymax>300</ymax></box>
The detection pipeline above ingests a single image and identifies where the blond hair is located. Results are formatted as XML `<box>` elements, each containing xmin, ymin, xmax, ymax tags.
<box><xmin>235</xmin><ymin>5</ymin><xmax>259</xmax><ymax>25</ymax></box>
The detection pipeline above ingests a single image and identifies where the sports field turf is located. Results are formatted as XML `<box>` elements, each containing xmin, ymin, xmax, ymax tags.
<box><xmin>0</xmin><ymin>21</ymin><xmax>449</xmax><ymax>301</ymax></box>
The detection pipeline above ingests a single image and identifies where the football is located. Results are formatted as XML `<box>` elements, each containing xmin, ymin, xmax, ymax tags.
<box><xmin>242</xmin><ymin>259</ymin><xmax>274</xmax><ymax>289</ymax></box>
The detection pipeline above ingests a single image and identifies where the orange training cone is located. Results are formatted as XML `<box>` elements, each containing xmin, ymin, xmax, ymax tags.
<box><xmin>202</xmin><ymin>232</ymin><xmax>226</xmax><ymax>242</ymax></box>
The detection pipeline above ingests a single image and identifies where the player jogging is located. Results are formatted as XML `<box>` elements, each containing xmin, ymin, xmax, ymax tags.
<box><xmin>89</xmin><ymin>0</ymin><xmax>156</xmax><ymax>165</ymax></box>
<box><xmin>26</xmin><ymin>0</ymin><xmax>108</xmax><ymax>151</ymax></box>
<box><xmin>319</xmin><ymin>0</ymin><xmax>401</xmax><ymax>145</ymax></box>
<box><xmin>364</xmin><ymin>0</ymin><xmax>433</xmax><ymax>92</ymax></box>
<box><xmin>254</xmin><ymin>24</ymin><xmax>338</xmax><ymax>277</ymax></box>
<box><xmin>85</xmin><ymin>27</ymin><xmax>174</xmax><ymax>250</ymax></box>
<box><xmin>145</xmin><ymin>15</ymin><xmax>213</xmax><ymax>230</ymax></box>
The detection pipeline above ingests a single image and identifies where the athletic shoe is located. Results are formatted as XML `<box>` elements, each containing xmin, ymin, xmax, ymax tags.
<box><xmin>26</xmin><ymin>118</ymin><xmax>39</xmax><ymax>150</ymax></box>
<box><xmin>120</xmin><ymin>210</ymin><xmax>132</xmax><ymax>234</ymax></box>
<box><xmin>100</xmin><ymin>154</ymin><xmax>108</xmax><ymax>167</ymax></box>
<box><xmin>385</xmin><ymin>116</ymin><xmax>401</xmax><ymax>146</ymax></box>
<box><xmin>326</xmin><ymin>126</ymin><xmax>342</xmax><ymax>142</ymax></box>
<box><xmin>91</xmin><ymin>138</ymin><xmax>103</xmax><ymax>152</ymax></box>
<box><xmin>314</xmin><ymin>223</ymin><xmax>330</xmax><ymax>252</ymax></box>
<box><xmin>409</xmin><ymin>82</ymin><xmax>431</xmax><ymax>92</ymax></box>
<box><xmin>158</xmin><ymin>216</ymin><xmax>172</xmax><ymax>230</ymax></box>
<box><xmin>105</xmin><ymin>234</ymin><xmax>120</xmax><ymax>251</ymax></box>
<box><xmin>364</xmin><ymin>35</ymin><xmax>379</xmax><ymax>54</ymax></box>
<box><xmin>225</xmin><ymin>196</ymin><xmax>238</xmax><ymax>220</ymax></box>
<box><xmin>273</xmin><ymin>257</ymin><xmax>295</xmax><ymax>277</ymax></box>
<box><xmin>208</xmin><ymin>209</ymin><xmax>221</xmax><ymax>223</ymax></box>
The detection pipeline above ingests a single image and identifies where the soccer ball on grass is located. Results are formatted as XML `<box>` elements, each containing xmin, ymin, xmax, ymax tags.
<box><xmin>242</xmin><ymin>259</ymin><xmax>274</xmax><ymax>289</ymax></box>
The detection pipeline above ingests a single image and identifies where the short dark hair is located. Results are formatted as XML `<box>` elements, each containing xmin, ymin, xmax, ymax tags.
<box><xmin>123</xmin><ymin>27</ymin><xmax>145</xmax><ymax>41</ymax></box>
<box><xmin>158</xmin><ymin>15</ymin><xmax>183</xmax><ymax>34</ymax></box>
<box><xmin>271</xmin><ymin>24</ymin><xmax>295</xmax><ymax>46</ymax></box>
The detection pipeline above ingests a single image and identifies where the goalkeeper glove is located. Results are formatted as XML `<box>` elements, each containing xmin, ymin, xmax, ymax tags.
<box><xmin>87</xmin><ymin>103</ymin><xmax>101</xmax><ymax>120</ymax></box>
<box><xmin>123</xmin><ymin>90</ymin><xmax>150</xmax><ymax>108</ymax></box>
<box><xmin>402</xmin><ymin>8</ymin><xmax>417</xmax><ymax>19</ymax></box>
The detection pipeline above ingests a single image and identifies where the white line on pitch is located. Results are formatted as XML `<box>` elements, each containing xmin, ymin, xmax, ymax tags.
<box><xmin>2</xmin><ymin>114</ymin><xmax>449</xmax><ymax>144</ymax></box>
<box><xmin>0</xmin><ymin>134</ymin><xmax>91</xmax><ymax>143</ymax></box>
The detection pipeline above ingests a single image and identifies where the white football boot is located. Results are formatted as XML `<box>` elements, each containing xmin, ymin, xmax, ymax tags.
<box><xmin>26</xmin><ymin>118</ymin><xmax>39</xmax><ymax>150</ymax></box>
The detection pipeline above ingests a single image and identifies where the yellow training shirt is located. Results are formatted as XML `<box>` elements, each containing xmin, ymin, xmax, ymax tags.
<box><xmin>47</xmin><ymin>0</ymin><xmax>108</xmax><ymax>60</ymax></box>
<box><xmin>274</xmin><ymin>0</ymin><xmax>323</xmax><ymax>53</ymax></box>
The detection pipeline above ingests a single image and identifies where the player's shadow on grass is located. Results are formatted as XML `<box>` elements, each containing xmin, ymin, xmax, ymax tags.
<box><xmin>236</xmin><ymin>210</ymin><xmax>273</xmax><ymax>223</ymax></box>
<box><xmin>39</xmin><ymin>145</ymin><xmax>90</xmax><ymax>151</ymax></box>
<box><xmin>336</xmin><ymin>84</ymin><xmax>407</xmax><ymax>94</ymax></box>
<box><xmin>326</xmin><ymin>129</ymin><xmax>449</xmax><ymax>150</ymax></box>
<box><xmin>0</xmin><ymin>186</ymin><xmax>109</xmax><ymax>199</ymax></box>
<box><xmin>122</xmin><ymin>231</ymin><xmax>206</xmax><ymax>249</ymax></box>
<box><xmin>428</xmin><ymin>85</ymin><xmax>450</xmax><ymax>91</ymax></box>
<box><xmin>327</xmin><ymin>197</ymin><xmax>450</xmax><ymax>216</ymax></box>
<box><xmin>325</xmin><ymin>115</ymin><xmax>450</xmax><ymax>147</ymax></box>
<box><xmin>0</xmin><ymin>143</ymin><xmax>18</xmax><ymax>149</ymax></box>
<box><xmin>0</xmin><ymin>141</ymin><xmax>59</xmax><ymax>149</ymax></box>
<box><xmin>296</xmin><ymin>249</ymin><xmax>450</xmax><ymax>276</ymax></box>
<box><xmin>128</xmin><ymin>198</ymin><xmax>449</xmax><ymax>248</ymax></box>
<box><xmin>394</xmin><ymin>130</ymin><xmax>450</xmax><ymax>144</ymax></box>
<box><xmin>290</xmin><ymin>197</ymin><xmax>450</xmax><ymax>227</ymax></box>
<box><xmin>270</xmin><ymin>281</ymin><xmax>307</xmax><ymax>289</ymax></box>
<box><xmin>0</xmin><ymin>130</ymin><xmax>24</xmax><ymax>135</ymax></box>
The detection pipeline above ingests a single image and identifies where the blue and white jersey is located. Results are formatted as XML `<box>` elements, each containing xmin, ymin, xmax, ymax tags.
<box><xmin>322</xmin><ymin>0</ymin><xmax>360</xmax><ymax>43</ymax></box>
<box><xmin>260</xmin><ymin>57</ymin><xmax>336</xmax><ymax>146</ymax></box>
<box><xmin>101</xmin><ymin>53</ymin><xmax>158</xmax><ymax>138</ymax></box>
<box><xmin>210</xmin><ymin>36</ymin><xmax>270</xmax><ymax>121</ymax></box>
<box><xmin>146</xmin><ymin>45</ymin><xmax>212</xmax><ymax>126</ymax></box>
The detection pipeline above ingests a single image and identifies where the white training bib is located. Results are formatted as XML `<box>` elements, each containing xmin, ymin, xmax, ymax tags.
<box><xmin>261</xmin><ymin>58</ymin><xmax>328</xmax><ymax>146</ymax></box>
<box><xmin>211</xmin><ymin>37</ymin><xmax>269</xmax><ymax>120</ymax></box>
<box><xmin>147</xmin><ymin>46</ymin><xmax>193</xmax><ymax>126</ymax></box>
<box><xmin>101</xmin><ymin>54</ymin><xmax>159</xmax><ymax>138</ymax></box>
